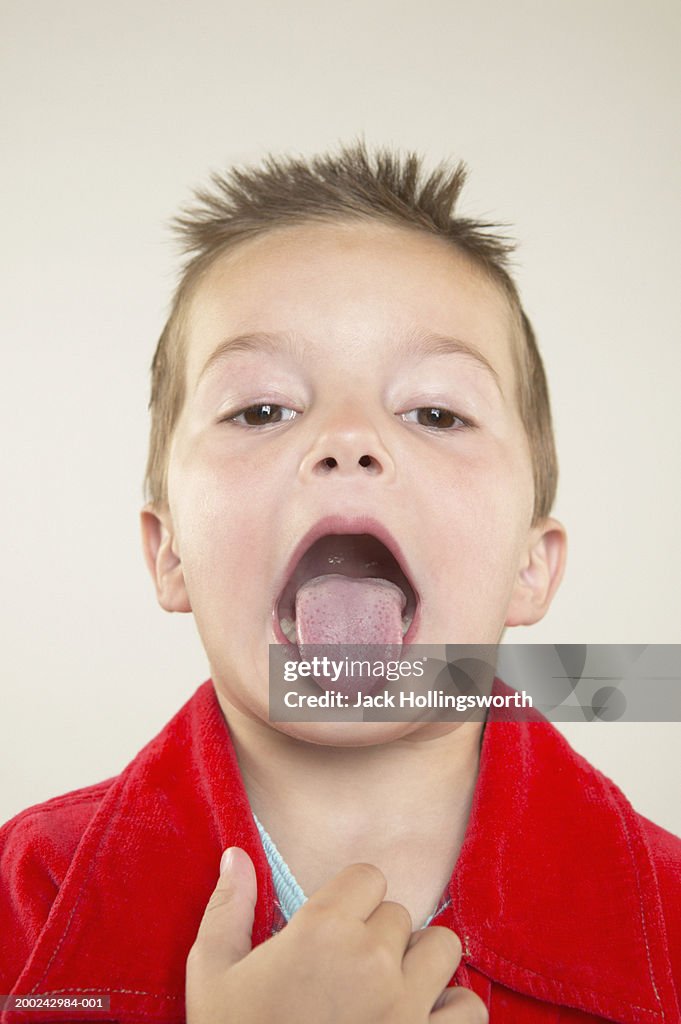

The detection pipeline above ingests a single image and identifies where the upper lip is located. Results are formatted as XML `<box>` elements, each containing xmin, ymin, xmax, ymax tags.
<box><xmin>272</xmin><ymin>514</ymin><xmax>420</xmax><ymax>642</ymax></box>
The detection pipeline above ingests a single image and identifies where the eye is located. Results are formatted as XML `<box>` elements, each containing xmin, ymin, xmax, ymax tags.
<box><xmin>400</xmin><ymin>407</ymin><xmax>472</xmax><ymax>429</ymax></box>
<box><xmin>223</xmin><ymin>403</ymin><xmax>297</xmax><ymax>427</ymax></box>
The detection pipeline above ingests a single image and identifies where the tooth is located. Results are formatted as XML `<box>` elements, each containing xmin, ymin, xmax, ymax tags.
<box><xmin>401</xmin><ymin>612</ymin><xmax>413</xmax><ymax>637</ymax></box>
<box><xmin>280</xmin><ymin>617</ymin><xmax>297</xmax><ymax>643</ymax></box>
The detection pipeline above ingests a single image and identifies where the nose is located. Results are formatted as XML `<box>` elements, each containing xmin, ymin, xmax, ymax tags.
<box><xmin>298</xmin><ymin>406</ymin><xmax>396</xmax><ymax>482</ymax></box>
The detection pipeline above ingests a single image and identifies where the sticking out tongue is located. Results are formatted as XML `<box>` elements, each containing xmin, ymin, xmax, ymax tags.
<box><xmin>294</xmin><ymin>574</ymin><xmax>406</xmax><ymax>646</ymax></box>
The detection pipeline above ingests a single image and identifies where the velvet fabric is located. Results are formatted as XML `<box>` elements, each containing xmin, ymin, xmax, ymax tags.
<box><xmin>1</xmin><ymin>679</ymin><xmax>679</xmax><ymax>1023</ymax></box>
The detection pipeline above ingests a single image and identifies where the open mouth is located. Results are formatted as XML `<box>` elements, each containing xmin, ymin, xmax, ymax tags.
<box><xmin>275</xmin><ymin>532</ymin><xmax>418</xmax><ymax>649</ymax></box>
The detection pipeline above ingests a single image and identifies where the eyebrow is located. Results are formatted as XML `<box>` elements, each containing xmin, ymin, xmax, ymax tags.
<box><xmin>197</xmin><ymin>328</ymin><xmax>502</xmax><ymax>394</ymax></box>
<box><xmin>197</xmin><ymin>331</ymin><xmax>305</xmax><ymax>385</ymax></box>
<box><xmin>396</xmin><ymin>328</ymin><xmax>502</xmax><ymax>394</ymax></box>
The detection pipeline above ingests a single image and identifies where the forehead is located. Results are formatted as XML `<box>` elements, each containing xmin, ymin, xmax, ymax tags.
<box><xmin>183</xmin><ymin>220</ymin><xmax>517</xmax><ymax>386</ymax></box>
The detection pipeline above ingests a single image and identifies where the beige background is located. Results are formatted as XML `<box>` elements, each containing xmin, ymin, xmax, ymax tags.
<box><xmin>1</xmin><ymin>0</ymin><xmax>679</xmax><ymax>833</ymax></box>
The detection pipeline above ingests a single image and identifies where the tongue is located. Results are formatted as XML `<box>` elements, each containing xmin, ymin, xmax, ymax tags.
<box><xmin>295</xmin><ymin>574</ymin><xmax>406</xmax><ymax>646</ymax></box>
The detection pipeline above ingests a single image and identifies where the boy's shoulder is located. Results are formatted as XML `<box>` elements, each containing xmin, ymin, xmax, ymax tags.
<box><xmin>0</xmin><ymin>681</ymin><xmax>264</xmax><ymax>1021</ymax></box>
<box><xmin>1</xmin><ymin>777</ymin><xmax>116</xmax><ymax>855</ymax></box>
<box><xmin>0</xmin><ymin>776</ymin><xmax>118</xmax><ymax>889</ymax></box>
<box><xmin>456</xmin><ymin>710</ymin><xmax>681</xmax><ymax>1021</ymax></box>
<box><xmin>0</xmin><ymin>776</ymin><xmax>117</xmax><ymax>993</ymax></box>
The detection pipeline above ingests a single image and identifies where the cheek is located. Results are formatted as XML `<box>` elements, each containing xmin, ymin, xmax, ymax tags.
<box><xmin>417</xmin><ymin>443</ymin><xmax>531</xmax><ymax>572</ymax></box>
<box><xmin>169</xmin><ymin>440</ymin><xmax>284</xmax><ymax>598</ymax></box>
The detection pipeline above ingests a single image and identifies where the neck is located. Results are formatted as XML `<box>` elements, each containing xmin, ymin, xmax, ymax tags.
<box><xmin>216</xmin><ymin>690</ymin><xmax>484</xmax><ymax>853</ymax></box>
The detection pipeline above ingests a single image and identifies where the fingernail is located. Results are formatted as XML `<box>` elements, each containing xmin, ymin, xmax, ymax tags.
<box><xmin>220</xmin><ymin>847</ymin><xmax>237</xmax><ymax>874</ymax></box>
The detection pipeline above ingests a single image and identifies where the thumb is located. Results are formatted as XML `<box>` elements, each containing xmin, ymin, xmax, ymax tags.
<box><xmin>193</xmin><ymin>847</ymin><xmax>258</xmax><ymax>968</ymax></box>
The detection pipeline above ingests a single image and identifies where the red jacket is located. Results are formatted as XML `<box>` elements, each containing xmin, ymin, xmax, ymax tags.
<box><xmin>1</xmin><ymin>680</ymin><xmax>680</xmax><ymax>1023</ymax></box>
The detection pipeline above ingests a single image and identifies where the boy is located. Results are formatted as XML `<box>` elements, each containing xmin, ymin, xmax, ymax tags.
<box><xmin>1</xmin><ymin>142</ymin><xmax>679</xmax><ymax>1023</ymax></box>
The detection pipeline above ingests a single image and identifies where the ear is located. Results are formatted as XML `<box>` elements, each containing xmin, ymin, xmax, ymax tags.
<box><xmin>505</xmin><ymin>516</ymin><xmax>567</xmax><ymax>627</ymax></box>
<box><xmin>140</xmin><ymin>503</ymin><xmax>192</xmax><ymax>613</ymax></box>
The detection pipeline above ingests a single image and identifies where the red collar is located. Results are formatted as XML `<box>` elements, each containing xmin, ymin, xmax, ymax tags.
<box><xmin>13</xmin><ymin>681</ymin><xmax>679</xmax><ymax>1023</ymax></box>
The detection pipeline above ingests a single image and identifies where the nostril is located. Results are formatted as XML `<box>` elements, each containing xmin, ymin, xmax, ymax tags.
<box><xmin>315</xmin><ymin>454</ymin><xmax>380</xmax><ymax>474</ymax></box>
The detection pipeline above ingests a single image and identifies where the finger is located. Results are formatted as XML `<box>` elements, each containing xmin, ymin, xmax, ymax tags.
<box><xmin>406</xmin><ymin>928</ymin><xmax>428</xmax><ymax>952</ymax></box>
<box><xmin>365</xmin><ymin>900</ymin><xmax>413</xmax><ymax>958</ymax></box>
<box><xmin>304</xmin><ymin>862</ymin><xmax>388</xmax><ymax>922</ymax></box>
<box><xmin>403</xmin><ymin>925</ymin><xmax>462</xmax><ymax>998</ymax></box>
<box><xmin>190</xmin><ymin>847</ymin><xmax>257</xmax><ymax>968</ymax></box>
<box><xmin>430</xmin><ymin>985</ymin><xmax>489</xmax><ymax>1022</ymax></box>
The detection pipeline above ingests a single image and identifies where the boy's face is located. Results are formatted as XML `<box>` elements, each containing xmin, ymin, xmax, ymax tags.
<box><xmin>143</xmin><ymin>220</ymin><xmax>565</xmax><ymax>744</ymax></box>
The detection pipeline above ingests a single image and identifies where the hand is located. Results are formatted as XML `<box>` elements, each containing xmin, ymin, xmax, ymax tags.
<box><xmin>186</xmin><ymin>847</ymin><xmax>488</xmax><ymax>1023</ymax></box>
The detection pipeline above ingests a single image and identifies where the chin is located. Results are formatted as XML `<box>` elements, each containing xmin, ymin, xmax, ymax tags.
<box><xmin>271</xmin><ymin>719</ymin><xmax>418</xmax><ymax>748</ymax></box>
